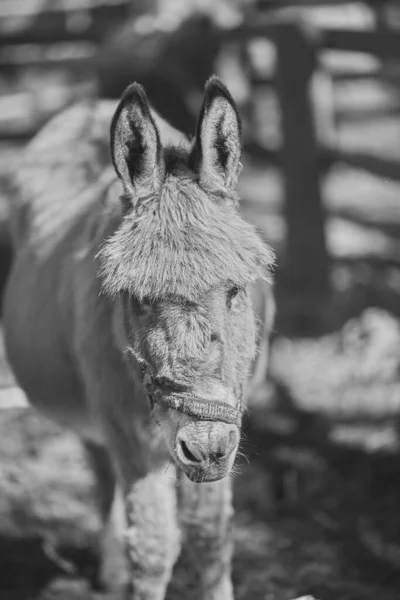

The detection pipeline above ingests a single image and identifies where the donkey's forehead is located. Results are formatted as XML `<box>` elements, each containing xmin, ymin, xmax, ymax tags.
<box><xmin>98</xmin><ymin>178</ymin><xmax>274</xmax><ymax>300</ymax></box>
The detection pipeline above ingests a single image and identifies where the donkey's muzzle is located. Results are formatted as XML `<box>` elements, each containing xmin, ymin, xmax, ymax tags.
<box><xmin>175</xmin><ymin>421</ymin><xmax>239</xmax><ymax>482</ymax></box>
<box><xmin>147</xmin><ymin>381</ymin><xmax>243</xmax><ymax>481</ymax></box>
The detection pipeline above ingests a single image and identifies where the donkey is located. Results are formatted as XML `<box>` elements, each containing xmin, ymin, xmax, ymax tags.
<box><xmin>3</xmin><ymin>76</ymin><xmax>274</xmax><ymax>599</ymax></box>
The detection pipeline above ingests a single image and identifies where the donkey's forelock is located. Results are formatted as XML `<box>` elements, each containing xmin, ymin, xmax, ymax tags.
<box><xmin>98</xmin><ymin>171</ymin><xmax>274</xmax><ymax>301</ymax></box>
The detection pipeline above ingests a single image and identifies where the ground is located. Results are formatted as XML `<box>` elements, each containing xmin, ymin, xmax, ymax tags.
<box><xmin>1</xmin><ymin>307</ymin><xmax>400</xmax><ymax>600</ymax></box>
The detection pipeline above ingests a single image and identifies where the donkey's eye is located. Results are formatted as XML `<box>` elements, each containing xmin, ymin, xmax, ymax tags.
<box><xmin>138</xmin><ymin>297</ymin><xmax>155</xmax><ymax>313</ymax></box>
<box><xmin>226</xmin><ymin>286</ymin><xmax>240</xmax><ymax>307</ymax></box>
<box><xmin>141</xmin><ymin>296</ymin><xmax>152</xmax><ymax>307</ymax></box>
<box><xmin>130</xmin><ymin>294</ymin><xmax>153</xmax><ymax>313</ymax></box>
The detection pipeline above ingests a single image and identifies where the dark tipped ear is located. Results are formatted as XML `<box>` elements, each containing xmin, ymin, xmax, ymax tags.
<box><xmin>110</xmin><ymin>83</ymin><xmax>162</xmax><ymax>197</ymax></box>
<box><xmin>190</xmin><ymin>76</ymin><xmax>242</xmax><ymax>190</ymax></box>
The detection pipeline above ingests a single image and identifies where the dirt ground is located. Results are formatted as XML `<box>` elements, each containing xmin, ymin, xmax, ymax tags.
<box><xmin>1</xmin><ymin>306</ymin><xmax>400</xmax><ymax>600</ymax></box>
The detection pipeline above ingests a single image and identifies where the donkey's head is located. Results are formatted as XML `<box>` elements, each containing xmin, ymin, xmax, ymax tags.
<box><xmin>99</xmin><ymin>76</ymin><xmax>274</xmax><ymax>482</ymax></box>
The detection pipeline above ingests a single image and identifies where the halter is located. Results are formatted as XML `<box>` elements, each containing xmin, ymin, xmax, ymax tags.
<box><xmin>136</xmin><ymin>357</ymin><xmax>244</xmax><ymax>427</ymax></box>
<box><xmin>152</xmin><ymin>391</ymin><xmax>243</xmax><ymax>427</ymax></box>
<box><xmin>144</xmin><ymin>375</ymin><xmax>243</xmax><ymax>428</ymax></box>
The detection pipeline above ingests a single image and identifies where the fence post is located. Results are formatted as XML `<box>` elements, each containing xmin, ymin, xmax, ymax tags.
<box><xmin>273</xmin><ymin>23</ymin><xmax>331</xmax><ymax>309</ymax></box>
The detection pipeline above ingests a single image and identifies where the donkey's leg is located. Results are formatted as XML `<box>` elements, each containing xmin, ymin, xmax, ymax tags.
<box><xmin>177</xmin><ymin>475</ymin><xmax>234</xmax><ymax>600</ymax></box>
<box><xmin>122</xmin><ymin>468</ymin><xmax>181</xmax><ymax>600</ymax></box>
<box><xmin>86</xmin><ymin>440</ymin><xmax>181</xmax><ymax>600</ymax></box>
<box><xmin>84</xmin><ymin>441</ymin><xmax>128</xmax><ymax>593</ymax></box>
<box><xmin>81</xmin><ymin>348</ymin><xmax>180</xmax><ymax>599</ymax></box>
<box><xmin>95</xmin><ymin>408</ymin><xmax>181</xmax><ymax>598</ymax></box>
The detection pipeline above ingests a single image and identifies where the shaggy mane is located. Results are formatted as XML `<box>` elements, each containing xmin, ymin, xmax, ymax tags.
<box><xmin>98</xmin><ymin>151</ymin><xmax>274</xmax><ymax>301</ymax></box>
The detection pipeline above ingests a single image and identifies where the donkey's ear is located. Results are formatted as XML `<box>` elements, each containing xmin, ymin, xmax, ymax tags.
<box><xmin>191</xmin><ymin>76</ymin><xmax>242</xmax><ymax>190</ymax></box>
<box><xmin>110</xmin><ymin>83</ymin><xmax>162</xmax><ymax>197</ymax></box>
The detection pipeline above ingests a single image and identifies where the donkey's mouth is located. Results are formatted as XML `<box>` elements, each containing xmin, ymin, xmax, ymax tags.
<box><xmin>182</xmin><ymin>460</ymin><xmax>232</xmax><ymax>483</ymax></box>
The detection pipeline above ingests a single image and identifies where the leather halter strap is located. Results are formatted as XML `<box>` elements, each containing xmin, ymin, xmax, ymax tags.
<box><xmin>151</xmin><ymin>390</ymin><xmax>243</xmax><ymax>428</ymax></box>
<box><xmin>142</xmin><ymin>366</ymin><xmax>243</xmax><ymax>427</ymax></box>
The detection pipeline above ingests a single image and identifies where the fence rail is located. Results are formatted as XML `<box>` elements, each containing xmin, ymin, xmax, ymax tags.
<box><xmin>321</xmin><ymin>29</ymin><xmax>400</xmax><ymax>58</ymax></box>
<box><xmin>0</xmin><ymin>45</ymin><xmax>95</xmax><ymax>72</ymax></box>
<box><xmin>0</xmin><ymin>0</ymin><xmax>129</xmax><ymax>17</ymax></box>
<box><xmin>326</xmin><ymin>147</ymin><xmax>400</xmax><ymax>182</ymax></box>
<box><xmin>257</xmin><ymin>0</ymin><xmax>383</xmax><ymax>7</ymax></box>
<box><xmin>0</xmin><ymin>3</ymin><xmax>130</xmax><ymax>46</ymax></box>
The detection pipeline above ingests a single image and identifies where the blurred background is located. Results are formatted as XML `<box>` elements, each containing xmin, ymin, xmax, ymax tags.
<box><xmin>1</xmin><ymin>1</ymin><xmax>400</xmax><ymax>599</ymax></box>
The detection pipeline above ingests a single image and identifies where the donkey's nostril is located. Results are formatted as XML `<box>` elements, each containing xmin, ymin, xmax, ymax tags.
<box><xmin>179</xmin><ymin>440</ymin><xmax>202</xmax><ymax>464</ymax></box>
<box><xmin>176</xmin><ymin>425</ymin><xmax>239</xmax><ymax>470</ymax></box>
<box><xmin>228</xmin><ymin>428</ymin><xmax>238</xmax><ymax>450</ymax></box>
<box><xmin>210</xmin><ymin>426</ymin><xmax>239</xmax><ymax>462</ymax></box>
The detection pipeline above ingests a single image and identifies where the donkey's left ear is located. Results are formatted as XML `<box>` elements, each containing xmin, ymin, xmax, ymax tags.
<box><xmin>190</xmin><ymin>76</ymin><xmax>242</xmax><ymax>191</ymax></box>
<box><xmin>110</xmin><ymin>83</ymin><xmax>162</xmax><ymax>199</ymax></box>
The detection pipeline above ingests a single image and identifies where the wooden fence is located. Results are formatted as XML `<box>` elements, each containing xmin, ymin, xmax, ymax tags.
<box><xmin>0</xmin><ymin>0</ymin><xmax>132</xmax><ymax>139</ymax></box>
<box><xmin>224</xmin><ymin>14</ymin><xmax>400</xmax><ymax>303</ymax></box>
<box><xmin>1</xmin><ymin>0</ymin><xmax>400</xmax><ymax>307</ymax></box>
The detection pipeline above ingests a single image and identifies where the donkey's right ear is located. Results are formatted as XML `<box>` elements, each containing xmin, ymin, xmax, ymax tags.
<box><xmin>110</xmin><ymin>83</ymin><xmax>162</xmax><ymax>197</ymax></box>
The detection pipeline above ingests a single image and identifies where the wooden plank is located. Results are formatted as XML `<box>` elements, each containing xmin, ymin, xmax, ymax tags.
<box><xmin>274</xmin><ymin>23</ymin><xmax>330</xmax><ymax>297</ymax></box>
<box><xmin>321</xmin><ymin>29</ymin><xmax>400</xmax><ymax>59</ymax></box>
<box><xmin>249</xmin><ymin>67</ymin><xmax>387</xmax><ymax>85</ymax></box>
<box><xmin>257</xmin><ymin>0</ymin><xmax>373</xmax><ymax>7</ymax></box>
<box><xmin>325</xmin><ymin>67</ymin><xmax>382</xmax><ymax>82</ymax></box>
<box><xmin>0</xmin><ymin>3</ymin><xmax>130</xmax><ymax>45</ymax></box>
<box><xmin>225</xmin><ymin>19</ymin><xmax>400</xmax><ymax>64</ymax></box>
<box><xmin>0</xmin><ymin>0</ymin><xmax>129</xmax><ymax>18</ymax></box>
<box><xmin>0</xmin><ymin>49</ymin><xmax>95</xmax><ymax>72</ymax></box>
<box><xmin>326</xmin><ymin>146</ymin><xmax>400</xmax><ymax>182</ymax></box>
